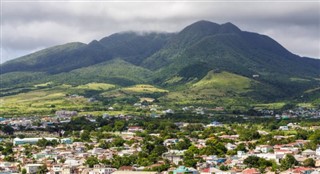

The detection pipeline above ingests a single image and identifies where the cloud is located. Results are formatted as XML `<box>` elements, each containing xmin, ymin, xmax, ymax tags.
<box><xmin>1</xmin><ymin>1</ymin><xmax>319</xmax><ymax>62</ymax></box>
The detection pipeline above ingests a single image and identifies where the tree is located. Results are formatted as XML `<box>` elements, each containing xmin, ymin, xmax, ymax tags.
<box><xmin>36</xmin><ymin>138</ymin><xmax>48</xmax><ymax>147</ymax></box>
<box><xmin>175</xmin><ymin>138</ymin><xmax>191</xmax><ymax>150</ymax></box>
<box><xmin>112</xmin><ymin>137</ymin><xmax>125</xmax><ymax>147</ymax></box>
<box><xmin>21</xmin><ymin>168</ymin><xmax>27</xmax><ymax>174</ymax></box>
<box><xmin>309</xmin><ymin>130</ymin><xmax>320</xmax><ymax>145</ymax></box>
<box><xmin>114</xmin><ymin>120</ymin><xmax>126</xmax><ymax>132</ymax></box>
<box><xmin>36</xmin><ymin>164</ymin><xmax>48</xmax><ymax>174</ymax></box>
<box><xmin>2</xmin><ymin>125</ymin><xmax>14</xmax><ymax>135</ymax></box>
<box><xmin>235</xmin><ymin>143</ymin><xmax>247</xmax><ymax>152</ymax></box>
<box><xmin>4</xmin><ymin>155</ymin><xmax>14</xmax><ymax>162</ymax></box>
<box><xmin>244</xmin><ymin>156</ymin><xmax>261</xmax><ymax>168</ymax></box>
<box><xmin>2</xmin><ymin>143</ymin><xmax>13</xmax><ymax>156</ymax></box>
<box><xmin>280</xmin><ymin>154</ymin><xmax>298</xmax><ymax>170</ymax></box>
<box><xmin>85</xmin><ymin>156</ymin><xmax>99</xmax><ymax>168</ymax></box>
<box><xmin>201</xmin><ymin>139</ymin><xmax>227</xmax><ymax>157</ymax></box>
<box><xmin>303</xmin><ymin>158</ymin><xmax>315</xmax><ymax>167</ymax></box>
<box><xmin>239</xmin><ymin>129</ymin><xmax>260</xmax><ymax>141</ymax></box>
<box><xmin>244</xmin><ymin>156</ymin><xmax>272</xmax><ymax>172</ymax></box>
<box><xmin>183</xmin><ymin>150</ymin><xmax>197</xmax><ymax>168</ymax></box>
<box><xmin>220</xmin><ymin>165</ymin><xmax>230</xmax><ymax>171</ymax></box>
<box><xmin>80</xmin><ymin>130</ymin><xmax>91</xmax><ymax>142</ymax></box>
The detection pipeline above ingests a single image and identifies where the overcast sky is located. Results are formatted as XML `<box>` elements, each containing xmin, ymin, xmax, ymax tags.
<box><xmin>1</xmin><ymin>1</ymin><xmax>320</xmax><ymax>63</ymax></box>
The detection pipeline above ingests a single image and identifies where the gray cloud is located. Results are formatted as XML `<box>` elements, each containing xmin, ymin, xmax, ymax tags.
<box><xmin>1</xmin><ymin>1</ymin><xmax>319</xmax><ymax>63</ymax></box>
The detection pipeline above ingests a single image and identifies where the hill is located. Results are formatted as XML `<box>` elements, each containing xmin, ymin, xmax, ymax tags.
<box><xmin>1</xmin><ymin>20</ymin><xmax>319</xmax><ymax>114</ymax></box>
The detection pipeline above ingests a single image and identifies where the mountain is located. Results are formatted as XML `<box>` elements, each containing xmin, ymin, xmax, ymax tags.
<box><xmin>1</xmin><ymin>20</ymin><xmax>319</xmax><ymax>110</ymax></box>
<box><xmin>1</xmin><ymin>32</ymin><xmax>171</xmax><ymax>74</ymax></box>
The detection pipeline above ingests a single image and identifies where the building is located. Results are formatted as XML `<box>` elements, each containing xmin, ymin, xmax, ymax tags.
<box><xmin>173</xmin><ymin>166</ymin><xmax>198</xmax><ymax>174</ymax></box>
<box><xmin>13</xmin><ymin>137</ymin><xmax>72</xmax><ymax>146</ymax></box>
<box><xmin>206</xmin><ymin>121</ymin><xmax>222</xmax><ymax>127</ymax></box>
<box><xmin>315</xmin><ymin>147</ymin><xmax>320</xmax><ymax>156</ymax></box>
<box><xmin>87</xmin><ymin>164</ymin><xmax>116</xmax><ymax>174</ymax></box>
<box><xmin>162</xmin><ymin>150</ymin><xmax>185</xmax><ymax>165</ymax></box>
<box><xmin>112</xmin><ymin>172</ymin><xmax>159</xmax><ymax>174</ymax></box>
<box><xmin>24</xmin><ymin>164</ymin><xmax>43</xmax><ymax>174</ymax></box>
<box><xmin>127</xmin><ymin>126</ymin><xmax>144</xmax><ymax>132</ymax></box>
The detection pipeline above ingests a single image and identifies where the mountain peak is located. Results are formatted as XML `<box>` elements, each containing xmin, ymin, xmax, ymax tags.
<box><xmin>220</xmin><ymin>22</ymin><xmax>241</xmax><ymax>33</ymax></box>
<box><xmin>181</xmin><ymin>20</ymin><xmax>220</xmax><ymax>34</ymax></box>
<box><xmin>88</xmin><ymin>40</ymin><xmax>105</xmax><ymax>49</ymax></box>
<box><xmin>180</xmin><ymin>20</ymin><xmax>242</xmax><ymax>37</ymax></box>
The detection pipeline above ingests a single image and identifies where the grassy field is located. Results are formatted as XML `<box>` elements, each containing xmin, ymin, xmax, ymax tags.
<box><xmin>0</xmin><ymin>84</ymin><xmax>106</xmax><ymax>116</ymax></box>
<box><xmin>162</xmin><ymin>71</ymin><xmax>254</xmax><ymax>108</ymax></box>
<box><xmin>192</xmin><ymin>71</ymin><xmax>251</xmax><ymax>92</ymax></box>
<box><xmin>0</xmin><ymin>90</ymin><xmax>82</xmax><ymax>116</ymax></box>
<box><xmin>1</xmin><ymin>73</ymin><xmax>317</xmax><ymax>116</ymax></box>
<box><xmin>122</xmin><ymin>84</ymin><xmax>168</xmax><ymax>94</ymax></box>
<box><xmin>76</xmin><ymin>83</ymin><xmax>116</xmax><ymax>90</ymax></box>
<box><xmin>253</xmin><ymin>103</ymin><xmax>287</xmax><ymax>110</ymax></box>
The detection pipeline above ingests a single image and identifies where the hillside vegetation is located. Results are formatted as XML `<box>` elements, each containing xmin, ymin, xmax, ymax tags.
<box><xmin>0</xmin><ymin>20</ymin><xmax>319</xmax><ymax>115</ymax></box>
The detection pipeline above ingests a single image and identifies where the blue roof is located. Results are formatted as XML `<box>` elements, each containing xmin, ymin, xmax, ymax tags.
<box><xmin>174</xmin><ymin>166</ymin><xmax>190</xmax><ymax>172</ymax></box>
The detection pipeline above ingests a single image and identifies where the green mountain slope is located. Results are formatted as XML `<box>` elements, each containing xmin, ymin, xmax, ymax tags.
<box><xmin>1</xmin><ymin>32</ymin><xmax>170</xmax><ymax>74</ymax></box>
<box><xmin>142</xmin><ymin>21</ymin><xmax>319</xmax><ymax>99</ymax></box>
<box><xmin>0</xmin><ymin>20</ymin><xmax>319</xmax><ymax>108</ymax></box>
<box><xmin>162</xmin><ymin>71</ymin><xmax>282</xmax><ymax>107</ymax></box>
<box><xmin>50</xmin><ymin>59</ymin><xmax>153</xmax><ymax>86</ymax></box>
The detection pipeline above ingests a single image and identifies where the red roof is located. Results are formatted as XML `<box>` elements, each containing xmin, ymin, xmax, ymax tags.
<box><xmin>292</xmin><ymin>167</ymin><xmax>313</xmax><ymax>173</ymax></box>
<box><xmin>242</xmin><ymin>168</ymin><xmax>260</xmax><ymax>174</ymax></box>
<box><xmin>202</xmin><ymin>168</ymin><xmax>210</xmax><ymax>172</ymax></box>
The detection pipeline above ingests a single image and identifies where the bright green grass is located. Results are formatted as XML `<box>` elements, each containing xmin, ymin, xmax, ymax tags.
<box><xmin>163</xmin><ymin>71</ymin><xmax>254</xmax><ymax>107</ymax></box>
<box><xmin>122</xmin><ymin>84</ymin><xmax>168</xmax><ymax>94</ymax></box>
<box><xmin>253</xmin><ymin>102</ymin><xmax>286</xmax><ymax>110</ymax></box>
<box><xmin>290</xmin><ymin>77</ymin><xmax>311</xmax><ymax>82</ymax></box>
<box><xmin>164</xmin><ymin>76</ymin><xmax>183</xmax><ymax>85</ymax></box>
<box><xmin>296</xmin><ymin>103</ymin><xmax>315</xmax><ymax>108</ymax></box>
<box><xmin>192</xmin><ymin>71</ymin><xmax>251</xmax><ymax>92</ymax></box>
<box><xmin>34</xmin><ymin>82</ymin><xmax>53</xmax><ymax>87</ymax></box>
<box><xmin>0</xmin><ymin>88</ymin><xmax>92</xmax><ymax>116</ymax></box>
<box><xmin>76</xmin><ymin>83</ymin><xmax>116</xmax><ymax>91</ymax></box>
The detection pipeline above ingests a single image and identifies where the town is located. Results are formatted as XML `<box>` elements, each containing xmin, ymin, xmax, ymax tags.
<box><xmin>0</xmin><ymin>105</ymin><xmax>320</xmax><ymax>174</ymax></box>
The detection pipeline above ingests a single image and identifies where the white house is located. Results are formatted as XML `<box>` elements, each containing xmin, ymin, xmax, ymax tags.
<box><xmin>316</xmin><ymin>147</ymin><xmax>320</xmax><ymax>156</ymax></box>
<box><xmin>24</xmin><ymin>164</ymin><xmax>43</xmax><ymax>174</ymax></box>
<box><xmin>13</xmin><ymin>137</ymin><xmax>72</xmax><ymax>146</ymax></box>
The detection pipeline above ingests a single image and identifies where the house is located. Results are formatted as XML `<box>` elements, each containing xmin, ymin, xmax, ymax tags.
<box><xmin>219</xmin><ymin>135</ymin><xmax>239</xmax><ymax>140</ymax></box>
<box><xmin>226</xmin><ymin>143</ymin><xmax>236</xmax><ymax>150</ymax></box>
<box><xmin>112</xmin><ymin>172</ymin><xmax>159</xmax><ymax>174</ymax></box>
<box><xmin>292</xmin><ymin>167</ymin><xmax>314</xmax><ymax>174</ymax></box>
<box><xmin>256</xmin><ymin>145</ymin><xmax>273</xmax><ymax>153</ymax></box>
<box><xmin>274</xmin><ymin>150</ymin><xmax>293</xmax><ymax>157</ymax></box>
<box><xmin>201</xmin><ymin>167</ymin><xmax>222</xmax><ymax>174</ymax></box>
<box><xmin>279</xmin><ymin>126</ymin><xmax>289</xmax><ymax>131</ymax></box>
<box><xmin>51</xmin><ymin>164</ymin><xmax>62</xmax><ymax>174</ymax></box>
<box><xmin>88</xmin><ymin>164</ymin><xmax>116</xmax><ymax>174</ymax></box>
<box><xmin>118</xmin><ymin>166</ymin><xmax>135</xmax><ymax>171</ymax></box>
<box><xmin>163</xmin><ymin>109</ymin><xmax>174</xmax><ymax>114</ymax></box>
<box><xmin>24</xmin><ymin>164</ymin><xmax>43</xmax><ymax>174</ymax></box>
<box><xmin>13</xmin><ymin>137</ymin><xmax>72</xmax><ymax>146</ymax></box>
<box><xmin>127</xmin><ymin>126</ymin><xmax>144</xmax><ymax>132</ymax></box>
<box><xmin>173</xmin><ymin>166</ymin><xmax>198</xmax><ymax>174</ymax></box>
<box><xmin>252</xmin><ymin>74</ymin><xmax>259</xmax><ymax>78</ymax></box>
<box><xmin>163</xmin><ymin>139</ymin><xmax>179</xmax><ymax>147</ymax></box>
<box><xmin>302</xmin><ymin>149</ymin><xmax>316</xmax><ymax>157</ymax></box>
<box><xmin>315</xmin><ymin>147</ymin><xmax>320</xmax><ymax>156</ymax></box>
<box><xmin>162</xmin><ymin>150</ymin><xmax>185</xmax><ymax>165</ymax></box>
<box><xmin>206</xmin><ymin>121</ymin><xmax>222</xmax><ymax>127</ymax></box>
<box><xmin>242</xmin><ymin>168</ymin><xmax>260</xmax><ymax>174</ymax></box>
<box><xmin>256</xmin><ymin>153</ymin><xmax>278</xmax><ymax>162</ymax></box>
<box><xmin>315</xmin><ymin>160</ymin><xmax>320</xmax><ymax>167</ymax></box>
<box><xmin>55</xmin><ymin>110</ymin><xmax>77</xmax><ymax>117</ymax></box>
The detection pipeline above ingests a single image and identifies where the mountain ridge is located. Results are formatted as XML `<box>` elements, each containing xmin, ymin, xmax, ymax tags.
<box><xmin>1</xmin><ymin>20</ymin><xmax>319</xmax><ymax>106</ymax></box>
